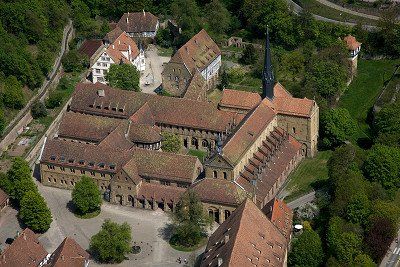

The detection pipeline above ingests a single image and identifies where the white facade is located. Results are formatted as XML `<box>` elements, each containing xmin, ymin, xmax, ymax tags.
<box><xmin>201</xmin><ymin>55</ymin><xmax>221</xmax><ymax>81</ymax></box>
<box><xmin>91</xmin><ymin>48</ymin><xmax>145</xmax><ymax>84</ymax></box>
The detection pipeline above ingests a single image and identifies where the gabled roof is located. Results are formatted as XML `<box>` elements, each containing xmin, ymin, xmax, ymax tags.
<box><xmin>201</xmin><ymin>199</ymin><xmax>288</xmax><ymax>267</ymax></box>
<box><xmin>104</xmin><ymin>26</ymin><xmax>123</xmax><ymax>44</ymax></box>
<box><xmin>219</xmin><ymin>89</ymin><xmax>262</xmax><ymax>110</ymax></box>
<box><xmin>137</xmin><ymin>182</ymin><xmax>185</xmax><ymax>203</ymax></box>
<box><xmin>117</xmin><ymin>12</ymin><xmax>159</xmax><ymax>33</ymax></box>
<box><xmin>343</xmin><ymin>35</ymin><xmax>361</xmax><ymax>50</ymax></box>
<box><xmin>263</xmin><ymin>198</ymin><xmax>293</xmax><ymax>240</ymax></box>
<box><xmin>191</xmin><ymin>178</ymin><xmax>247</xmax><ymax>206</ymax></box>
<box><xmin>222</xmin><ymin>99</ymin><xmax>277</xmax><ymax>165</ymax></box>
<box><xmin>113</xmin><ymin>32</ymin><xmax>140</xmax><ymax>59</ymax></box>
<box><xmin>46</xmin><ymin>237</ymin><xmax>89</xmax><ymax>267</ymax></box>
<box><xmin>78</xmin><ymin>39</ymin><xmax>103</xmax><ymax>59</ymax></box>
<box><xmin>264</xmin><ymin>83</ymin><xmax>316</xmax><ymax>117</ymax></box>
<box><xmin>0</xmin><ymin>228</ymin><xmax>48</xmax><ymax>267</ymax></box>
<box><xmin>183</xmin><ymin>70</ymin><xmax>207</xmax><ymax>101</ymax></box>
<box><xmin>127</xmin><ymin>123</ymin><xmax>162</xmax><ymax>144</ymax></box>
<box><xmin>170</xmin><ymin>29</ymin><xmax>221</xmax><ymax>73</ymax></box>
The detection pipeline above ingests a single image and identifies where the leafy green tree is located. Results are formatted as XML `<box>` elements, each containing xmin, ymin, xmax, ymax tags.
<box><xmin>90</xmin><ymin>219</ymin><xmax>132</xmax><ymax>263</ymax></box>
<box><xmin>205</xmin><ymin>0</ymin><xmax>231</xmax><ymax>35</ymax></box>
<box><xmin>45</xmin><ymin>91</ymin><xmax>64</xmax><ymax>109</ymax></box>
<box><xmin>374</xmin><ymin>102</ymin><xmax>400</xmax><ymax>147</ymax></box>
<box><xmin>363</xmin><ymin>145</ymin><xmax>400</xmax><ymax>190</ymax></box>
<box><xmin>13</xmin><ymin>178</ymin><xmax>38</xmax><ymax>205</ymax></box>
<box><xmin>171</xmin><ymin>0</ymin><xmax>201</xmax><ymax>44</ymax></box>
<box><xmin>62</xmin><ymin>49</ymin><xmax>88</xmax><ymax>73</ymax></box>
<box><xmin>19</xmin><ymin>191</ymin><xmax>52</xmax><ymax>233</ymax></box>
<box><xmin>369</xmin><ymin>200</ymin><xmax>400</xmax><ymax>225</ymax></box>
<box><xmin>320</xmin><ymin>108</ymin><xmax>357</xmax><ymax>148</ymax></box>
<box><xmin>156</xmin><ymin>28</ymin><xmax>174</xmax><ymax>48</ymax></box>
<box><xmin>161</xmin><ymin>132</ymin><xmax>182</xmax><ymax>153</ymax></box>
<box><xmin>288</xmin><ymin>229</ymin><xmax>324</xmax><ymax>267</ymax></box>
<box><xmin>72</xmin><ymin>176</ymin><xmax>102</xmax><ymax>215</ymax></box>
<box><xmin>171</xmin><ymin>190</ymin><xmax>211</xmax><ymax>247</ymax></box>
<box><xmin>365</xmin><ymin>217</ymin><xmax>397</xmax><ymax>262</ymax></box>
<box><xmin>336</xmin><ymin>232</ymin><xmax>363</xmax><ymax>265</ymax></box>
<box><xmin>353</xmin><ymin>254</ymin><xmax>375</xmax><ymax>267</ymax></box>
<box><xmin>218</xmin><ymin>69</ymin><xmax>229</xmax><ymax>90</ymax></box>
<box><xmin>2</xmin><ymin>76</ymin><xmax>25</xmax><ymax>109</ymax></box>
<box><xmin>345</xmin><ymin>194</ymin><xmax>370</xmax><ymax>225</ymax></box>
<box><xmin>31</xmin><ymin>101</ymin><xmax>48</xmax><ymax>119</ymax></box>
<box><xmin>0</xmin><ymin>109</ymin><xmax>6</xmax><ymax>134</ymax></box>
<box><xmin>239</xmin><ymin>45</ymin><xmax>258</xmax><ymax>65</ymax></box>
<box><xmin>106</xmin><ymin>64</ymin><xmax>140</xmax><ymax>91</ymax></box>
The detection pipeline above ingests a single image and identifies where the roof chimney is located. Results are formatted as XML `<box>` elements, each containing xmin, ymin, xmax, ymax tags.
<box><xmin>126</xmin><ymin>12</ymin><xmax>129</xmax><ymax>23</ymax></box>
<box><xmin>143</xmin><ymin>10</ymin><xmax>145</xmax><ymax>16</ymax></box>
<box><xmin>224</xmin><ymin>234</ymin><xmax>230</xmax><ymax>244</ymax></box>
<box><xmin>97</xmin><ymin>89</ymin><xmax>105</xmax><ymax>97</ymax></box>
<box><xmin>218</xmin><ymin>258</ymin><xmax>223</xmax><ymax>266</ymax></box>
<box><xmin>23</xmin><ymin>233</ymin><xmax>26</xmax><ymax>241</ymax></box>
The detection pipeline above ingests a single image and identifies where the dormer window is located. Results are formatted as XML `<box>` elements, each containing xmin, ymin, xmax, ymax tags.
<box><xmin>89</xmin><ymin>162</ymin><xmax>95</xmax><ymax>167</ymax></box>
<box><xmin>68</xmin><ymin>159</ymin><xmax>74</xmax><ymax>164</ymax></box>
<box><xmin>98</xmin><ymin>163</ymin><xmax>105</xmax><ymax>168</ymax></box>
<box><xmin>118</xmin><ymin>108</ymin><xmax>124</xmax><ymax>112</ymax></box>
<box><xmin>50</xmin><ymin>155</ymin><xmax>56</xmax><ymax>161</ymax></box>
<box><xmin>112</xmin><ymin>107</ymin><xmax>117</xmax><ymax>111</ymax></box>
<box><xmin>79</xmin><ymin>160</ymin><xmax>85</xmax><ymax>165</ymax></box>
<box><xmin>89</xmin><ymin>104</ymin><xmax>94</xmax><ymax>108</ymax></box>
<box><xmin>104</xmin><ymin>106</ymin><xmax>109</xmax><ymax>110</ymax></box>
<box><xmin>110</xmin><ymin>164</ymin><xmax>115</xmax><ymax>170</ymax></box>
<box><xmin>96</xmin><ymin>105</ymin><xmax>101</xmax><ymax>109</ymax></box>
<box><xmin>60</xmin><ymin>156</ymin><xmax>65</xmax><ymax>162</ymax></box>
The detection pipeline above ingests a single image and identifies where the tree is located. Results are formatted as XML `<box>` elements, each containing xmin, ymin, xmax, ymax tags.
<box><xmin>171</xmin><ymin>0</ymin><xmax>201</xmax><ymax>44</ymax></box>
<box><xmin>90</xmin><ymin>219</ymin><xmax>132</xmax><ymax>263</ymax></box>
<box><xmin>0</xmin><ymin>109</ymin><xmax>6</xmax><ymax>134</ymax></box>
<box><xmin>365</xmin><ymin>217</ymin><xmax>397</xmax><ymax>262</ymax></box>
<box><xmin>205</xmin><ymin>0</ymin><xmax>231</xmax><ymax>35</ymax></box>
<box><xmin>369</xmin><ymin>200</ymin><xmax>400</xmax><ymax>225</ymax></box>
<box><xmin>2</xmin><ymin>76</ymin><xmax>25</xmax><ymax>109</ymax></box>
<box><xmin>61</xmin><ymin>49</ymin><xmax>88</xmax><ymax>73</ymax></box>
<box><xmin>156</xmin><ymin>28</ymin><xmax>174</xmax><ymax>48</ymax></box>
<box><xmin>72</xmin><ymin>176</ymin><xmax>102</xmax><ymax>215</ymax></box>
<box><xmin>161</xmin><ymin>132</ymin><xmax>182</xmax><ymax>153</ymax></box>
<box><xmin>344</xmin><ymin>193</ymin><xmax>370</xmax><ymax>225</ymax></box>
<box><xmin>31</xmin><ymin>101</ymin><xmax>48</xmax><ymax>119</ymax></box>
<box><xmin>171</xmin><ymin>190</ymin><xmax>211</xmax><ymax>247</ymax></box>
<box><xmin>320</xmin><ymin>108</ymin><xmax>357</xmax><ymax>148</ymax></box>
<box><xmin>353</xmin><ymin>254</ymin><xmax>375</xmax><ymax>267</ymax></box>
<box><xmin>218</xmin><ymin>69</ymin><xmax>229</xmax><ymax>90</ymax></box>
<box><xmin>288</xmin><ymin>229</ymin><xmax>324</xmax><ymax>267</ymax></box>
<box><xmin>106</xmin><ymin>64</ymin><xmax>140</xmax><ymax>91</ymax></box>
<box><xmin>239</xmin><ymin>45</ymin><xmax>258</xmax><ymax>65</ymax></box>
<box><xmin>374</xmin><ymin>102</ymin><xmax>400</xmax><ymax>147</ymax></box>
<box><xmin>363</xmin><ymin>145</ymin><xmax>400</xmax><ymax>190</ymax></box>
<box><xmin>19</xmin><ymin>191</ymin><xmax>52</xmax><ymax>233</ymax></box>
<box><xmin>45</xmin><ymin>91</ymin><xmax>64</xmax><ymax>109</ymax></box>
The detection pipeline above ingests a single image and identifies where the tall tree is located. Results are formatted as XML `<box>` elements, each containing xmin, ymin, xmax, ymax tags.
<box><xmin>106</xmin><ymin>64</ymin><xmax>140</xmax><ymax>91</ymax></box>
<box><xmin>161</xmin><ymin>132</ymin><xmax>182</xmax><ymax>153</ymax></box>
<box><xmin>288</xmin><ymin>229</ymin><xmax>324</xmax><ymax>267</ymax></box>
<box><xmin>171</xmin><ymin>0</ymin><xmax>201</xmax><ymax>44</ymax></box>
<box><xmin>90</xmin><ymin>219</ymin><xmax>132</xmax><ymax>263</ymax></box>
<box><xmin>19</xmin><ymin>191</ymin><xmax>52</xmax><ymax>233</ymax></box>
<box><xmin>72</xmin><ymin>176</ymin><xmax>102</xmax><ymax>215</ymax></box>
<box><xmin>2</xmin><ymin>76</ymin><xmax>25</xmax><ymax>109</ymax></box>
<box><xmin>171</xmin><ymin>190</ymin><xmax>211</xmax><ymax>247</ymax></box>
<box><xmin>374</xmin><ymin>102</ymin><xmax>400</xmax><ymax>147</ymax></box>
<box><xmin>205</xmin><ymin>0</ymin><xmax>231</xmax><ymax>35</ymax></box>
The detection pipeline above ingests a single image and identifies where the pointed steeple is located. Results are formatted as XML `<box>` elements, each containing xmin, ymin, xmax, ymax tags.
<box><xmin>262</xmin><ymin>27</ymin><xmax>275</xmax><ymax>100</ymax></box>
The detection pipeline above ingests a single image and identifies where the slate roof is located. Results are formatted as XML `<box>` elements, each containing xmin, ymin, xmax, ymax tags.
<box><xmin>117</xmin><ymin>12</ymin><xmax>159</xmax><ymax>33</ymax></box>
<box><xmin>0</xmin><ymin>188</ymin><xmax>8</xmax><ymax>207</ymax></box>
<box><xmin>200</xmin><ymin>199</ymin><xmax>288</xmax><ymax>267</ymax></box>
<box><xmin>191</xmin><ymin>178</ymin><xmax>248</xmax><ymax>206</ymax></box>
<box><xmin>70</xmin><ymin>83</ymin><xmax>238</xmax><ymax>132</ymax></box>
<box><xmin>45</xmin><ymin>237</ymin><xmax>89</xmax><ymax>267</ymax></box>
<box><xmin>169</xmin><ymin>29</ymin><xmax>221</xmax><ymax>73</ymax></box>
<box><xmin>222</xmin><ymin>99</ymin><xmax>277</xmax><ymax>165</ymax></box>
<box><xmin>0</xmin><ymin>228</ymin><xmax>48</xmax><ymax>267</ymax></box>
<box><xmin>219</xmin><ymin>89</ymin><xmax>262</xmax><ymax>110</ymax></box>
<box><xmin>78</xmin><ymin>39</ymin><xmax>103</xmax><ymax>59</ymax></box>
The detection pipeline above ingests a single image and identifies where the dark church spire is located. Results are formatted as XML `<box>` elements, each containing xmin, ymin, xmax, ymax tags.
<box><xmin>262</xmin><ymin>27</ymin><xmax>275</xmax><ymax>100</ymax></box>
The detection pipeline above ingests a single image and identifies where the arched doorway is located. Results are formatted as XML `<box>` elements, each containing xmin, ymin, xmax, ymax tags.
<box><xmin>225</xmin><ymin>210</ymin><xmax>231</xmax><ymax>220</ymax></box>
<box><xmin>202</xmin><ymin>139</ymin><xmax>209</xmax><ymax>148</ymax></box>
<box><xmin>208</xmin><ymin>207</ymin><xmax>220</xmax><ymax>223</ymax></box>
<box><xmin>115</xmin><ymin>195</ymin><xmax>123</xmax><ymax>205</ymax></box>
<box><xmin>191</xmin><ymin>138</ymin><xmax>199</xmax><ymax>149</ymax></box>
<box><xmin>127</xmin><ymin>195</ymin><xmax>134</xmax><ymax>206</ymax></box>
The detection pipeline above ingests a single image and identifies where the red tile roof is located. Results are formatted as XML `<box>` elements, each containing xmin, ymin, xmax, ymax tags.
<box><xmin>104</xmin><ymin>26</ymin><xmax>123</xmax><ymax>44</ymax></box>
<box><xmin>46</xmin><ymin>237</ymin><xmax>89</xmax><ymax>267</ymax></box>
<box><xmin>201</xmin><ymin>199</ymin><xmax>288</xmax><ymax>267</ymax></box>
<box><xmin>137</xmin><ymin>182</ymin><xmax>185</xmax><ymax>203</ymax></box>
<box><xmin>78</xmin><ymin>39</ymin><xmax>103</xmax><ymax>59</ymax></box>
<box><xmin>191</xmin><ymin>178</ymin><xmax>247</xmax><ymax>206</ymax></box>
<box><xmin>219</xmin><ymin>89</ymin><xmax>262</xmax><ymax>110</ymax></box>
<box><xmin>344</xmin><ymin>35</ymin><xmax>361</xmax><ymax>50</ymax></box>
<box><xmin>127</xmin><ymin>123</ymin><xmax>162</xmax><ymax>144</ymax></box>
<box><xmin>0</xmin><ymin>188</ymin><xmax>8</xmax><ymax>207</ymax></box>
<box><xmin>170</xmin><ymin>29</ymin><xmax>221</xmax><ymax>73</ymax></box>
<box><xmin>113</xmin><ymin>32</ymin><xmax>140</xmax><ymax>59</ymax></box>
<box><xmin>183</xmin><ymin>70</ymin><xmax>207</xmax><ymax>101</ymax></box>
<box><xmin>222</xmin><ymin>99</ymin><xmax>277</xmax><ymax>164</ymax></box>
<box><xmin>263</xmin><ymin>198</ymin><xmax>293</xmax><ymax>240</ymax></box>
<box><xmin>0</xmin><ymin>228</ymin><xmax>48</xmax><ymax>267</ymax></box>
<box><xmin>117</xmin><ymin>12</ymin><xmax>159</xmax><ymax>33</ymax></box>
<box><xmin>70</xmin><ymin>83</ymin><xmax>239</xmax><ymax>132</ymax></box>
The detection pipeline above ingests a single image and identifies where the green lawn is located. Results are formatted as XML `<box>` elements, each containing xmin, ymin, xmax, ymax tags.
<box><xmin>157</xmin><ymin>46</ymin><xmax>174</xmax><ymax>57</ymax></box>
<box><xmin>169</xmin><ymin>236</ymin><xmax>208</xmax><ymax>252</ymax></box>
<box><xmin>284</xmin><ymin>150</ymin><xmax>332</xmax><ymax>202</ymax></box>
<box><xmin>338</xmin><ymin>59</ymin><xmax>400</xmax><ymax>143</ymax></box>
<box><xmin>296</xmin><ymin>0</ymin><xmax>378</xmax><ymax>26</ymax></box>
<box><xmin>188</xmin><ymin>149</ymin><xmax>207</xmax><ymax>162</ymax></box>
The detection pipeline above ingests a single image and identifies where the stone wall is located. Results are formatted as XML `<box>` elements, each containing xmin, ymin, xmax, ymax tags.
<box><xmin>161</xmin><ymin>62</ymin><xmax>191</xmax><ymax>96</ymax></box>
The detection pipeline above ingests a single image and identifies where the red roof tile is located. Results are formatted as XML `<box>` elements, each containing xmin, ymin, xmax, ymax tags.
<box><xmin>78</xmin><ymin>39</ymin><xmax>103</xmax><ymax>59</ymax></box>
<box><xmin>344</xmin><ymin>35</ymin><xmax>361</xmax><ymax>50</ymax></box>
<box><xmin>104</xmin><ymin>26</ymin><xmax>123</xmax><ymax>44</ymax></box>
<box><xmin>219</xmin><ymin>89</ymin><xmax>262</xmax><ymax>110</ymax></box>
<box><xmin>117</xmin><ymin>12</ymin><xmax>159</xmax><ymax>33</ymax></box>
<box><xmin>137</xmin><ymin>182</ymin><xmax>185</xmax><ymax>203</ymax></box>
<box><xmin>46</xmin><ymin>237</ymin><xmax>89</xmax><ymax>267</ymax></box>
<box><xmin>263</xmin><ymin>198</ymin><xmax>293</xmax><ymax>240</ymax></box>
<box><xmin>0</xmin><ymin>228</ymin><xmax>48</xmax><ymax>267</ymax></box>
<box><xmin>201</xmin><ymin>199</ymin><xmax>288</xmax><ymax>267</ymax></box>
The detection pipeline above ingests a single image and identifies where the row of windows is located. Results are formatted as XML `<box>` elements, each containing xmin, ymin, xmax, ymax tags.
<box><xmin>101</xmin><ymin>56</ymin><xmax>111</xmax><ymax>61</ymax></box>
<box><xmin>213</xmin><ymin>171</ymin><xmax>228</xmax><ymax>180</ymax></box>
<box><xmin>96</xmin><ymin>62</ymin><xmax>108</xmax><ymax>67</ymax></box>
<box><xmin>48</xmin><ymin>157</ymin><xmax>116</xmax><ymax>170</ymax></box>
<box><xmin>94</xmin><ymin>69</ymin><xmax>108</xmax><ymax>75</ymax></box>
<box><xmin>46</xmin><ymin>165</ymin><xmax>106</xmax><ymax>177</ymax></box>
<box><xmin>88</xmin><ymin>103</ymin><xmax>124</xmax><ymax>113</ymax></box>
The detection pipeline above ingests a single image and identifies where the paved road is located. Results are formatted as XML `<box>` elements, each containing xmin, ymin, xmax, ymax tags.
<box><xmin>140</xmin><ymin>45</ymin><xmax>171</xmax><ymax>94</ymax></box>
<box><xmin>0</xmin><ymin>207</ymin><xmax>22</xmax><ymax>251</ymax></box>
<box><xmin>315</xmin><ymin>0</ymin><xmax>379</xmax><ymax>20</ymax></box>
<box><xmin>380</xmin><ymin>230</ymin><xmax>400</xmax><ymax>267</ymax></box>
<box><xmin>286</xmin><ymin>191</ymin><xmax>316</xmax><ymax>209</ymax></box>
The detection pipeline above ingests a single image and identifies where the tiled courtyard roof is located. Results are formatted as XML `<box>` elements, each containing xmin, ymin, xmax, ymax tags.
<box><xmin>112</xmin><ymin>31</ymin><xmax>140</xmax><ymax>59</ymax></box>
<box><xmin>0</xmin><ymin>228</ymin><xmax>48</xmax><ymax>267</ymax></box>
<box><xmin>170</xmin><ymin>29</ymin><xmax>221</xmax><ymax>73</ymax></box>
<box><xmin>200</xmin><ymin>199</ymin><xmax>288</xmax><ymax>267</ymax></box>
<box><xmin>127</xmin><ymin>123</ymin><xmax>162</xmax><ymax>144</ymax></box>
<box><xmin>219</xmin><ymin>89</ymin><xmax>262</xmax><ymax>110</ymax></box>
<box><xmin>117</xmin><ymin>12</ymin><xmax>158</xmax><ymax>33</ymax></box>
<box><xmin>191</xmin><ymin>178</ymin><xmax>248</xmax><ymax>206</ymax></box>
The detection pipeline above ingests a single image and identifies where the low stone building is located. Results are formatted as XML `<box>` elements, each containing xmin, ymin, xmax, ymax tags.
<box><xmin>200</xmin><ymin>198</ymin><xmax>293</xmax><ymax>267</ymax></box>
<box><xmin>162</xmin><ymin>29</ymin><xmax>221</xmax><ymax>97</ymax></box>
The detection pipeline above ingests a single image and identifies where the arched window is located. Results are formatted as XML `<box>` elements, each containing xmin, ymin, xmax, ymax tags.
<box><xmin>292</xmin><ymin>127</ymin><xmax>296</xmax><ymax>134</ymax></box>
<box><xmin>223</xmin><ymin>172</ymin><xmax>227</xmax><ymax>180</ymax></box>
<box><xmin>213</xmin><ymin>170</ymin><xmax>218</xmax><ymax>179</ymax></box>
<box><xmin>202</xmin><ymin>139</ymin><xmax>209</xmax><ymax>148</ymax></box>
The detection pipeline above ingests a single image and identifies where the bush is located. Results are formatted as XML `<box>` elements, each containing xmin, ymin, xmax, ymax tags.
<box><xmin>239</xmin><ymin>45</ymin><xmax>258</xmax><ymax>65</ymax></box>
<box><xmin>31</xmin><ymin>101</ymin><xmax>48</xmax><ymax>119</ymax></box>
<box><xmin>161</xmin><ymin>132</ymin><xmax>182</xmax><ymax>153</ymax></box>
<box><xmin>62</xmin><ymin>49</ymin><xmax>88</xmax><ymax>73</ymax></box>
<box><xmin>106</xmin><ymin>64</ymin><xmax>140</xmax><ymax>91</ymax></box>
<box><xmin>45</xmin><ymin>91</ymin><xmax>64</xmax><ymax>109</ymax></box>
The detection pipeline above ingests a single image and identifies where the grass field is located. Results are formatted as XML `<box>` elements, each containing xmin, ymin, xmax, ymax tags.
<box><xmin>188</xmin><ymin>149</ymin><xmax>207</xmax><ymax>162</ymax></box>
<box><xmin>284</xmin><ymin>150</ymin><xmax>332</xmax><ymax>202</ymax></box>
<box><xmin>338</xmin><ymin>59</ymin><xmax>400</xmax><ymax>143</ymax></box>
<box><xmin>296</xmin><ymin>0</ymin><xmax>378</xmax><ymax>26</ymax></box>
